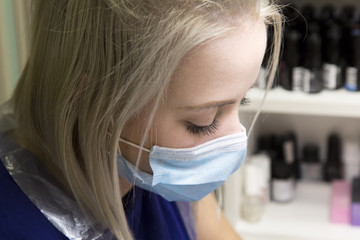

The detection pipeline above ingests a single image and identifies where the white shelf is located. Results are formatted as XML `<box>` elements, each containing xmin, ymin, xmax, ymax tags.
<box><xmin>235</xmin><ymin>182</ymin><xmax>360</xmax><ymax>240</ymax></box>
<box><xmin>241</xmin><ymin>88</ymin><xmax>360</xmax><ymax>118</ymax></box>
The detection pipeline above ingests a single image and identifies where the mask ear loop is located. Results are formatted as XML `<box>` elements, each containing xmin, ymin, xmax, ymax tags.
<box><xmin>119</xmin><ymin>138</ymin><xmax>151</xmax><ymax>153</ymax></box>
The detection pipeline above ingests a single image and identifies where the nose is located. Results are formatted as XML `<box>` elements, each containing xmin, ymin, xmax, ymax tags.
<box><xmin>224</xmin><ymin>109</ymin><xmax>246</xmax><ymax>135</ymax></box>
<box><xmin>235</xmin><ymin>114</ymin><xmax>245</xmax><ymax>133</ymax></box>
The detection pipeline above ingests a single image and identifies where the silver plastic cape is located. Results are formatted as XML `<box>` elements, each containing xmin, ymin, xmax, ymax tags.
<box><xmin>0</xmin><ymin>101</ymin><xmax>197</xmax><ymax>240</ymax></box>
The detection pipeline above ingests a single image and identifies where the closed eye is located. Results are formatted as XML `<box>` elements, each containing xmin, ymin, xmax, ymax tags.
<box><xmin>186</xmin><ymin>119</ymin><xmax>219</xmax><ymax>136</ymax></box>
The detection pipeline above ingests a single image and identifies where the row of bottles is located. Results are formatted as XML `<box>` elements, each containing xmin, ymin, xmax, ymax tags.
<box><xmin>240</xmin><ymin>131</ymin><xmax>360</xmax><ymax>223</ymax></box>
<box><xmin>258</xmin><ymin>4</ymin><xmax>360</xmax><ymax>92</ymax></box>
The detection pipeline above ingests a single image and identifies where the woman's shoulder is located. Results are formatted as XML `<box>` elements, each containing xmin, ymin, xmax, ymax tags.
<box><xmin>0</xmin><ymin>129</ymin><xmax>113</xmax><ymax>240</ymax></box>
<box><xmin>0</xmin><ymin>158</ymin><xmax>68</xmax><ymax>240</ymax></box>
<box><xmin>0</xmin><ymin>103</ymin><xmax>67</xmax><ymax>239</ymax></box>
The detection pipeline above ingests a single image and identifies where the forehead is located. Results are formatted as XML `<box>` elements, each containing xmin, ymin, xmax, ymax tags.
<box><xmin>165</xmin><ymin>19</ymin><xmax>267</xmax><ymax>108</ymax></box>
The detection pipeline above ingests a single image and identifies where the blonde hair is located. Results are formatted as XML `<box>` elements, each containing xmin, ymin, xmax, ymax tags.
<box><xmin>12</xmin><ymin>0</ymin><xmax>282</xmax><ymax>239</ymax></box>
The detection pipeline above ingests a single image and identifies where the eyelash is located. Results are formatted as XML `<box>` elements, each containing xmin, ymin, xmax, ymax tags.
<box><xmin>186</xmin><ymin>119</ymin><xmax>219</xmax><ymax>136</ymax></box>
<box><xmin>240</xmin><ymin>97</ymin><xmax>250</xmax><ymax>106</ymax></box>
<box><xmin>186</xmin><ymin>97</ymin><xmax>250</xmax><ymax>136</ymax></box>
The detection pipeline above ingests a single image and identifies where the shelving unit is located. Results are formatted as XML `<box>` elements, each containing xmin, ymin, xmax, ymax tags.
<box><xmin>224</xmin><ymin>0</ymin><xmax>360</xmax><ymax>239</ymax></box>
<box><xmin>235</xmin><ymin>182</ymin><xmax>360</xmax><ymax>240</ymax></box>
<box><xmin>229</xmin><ymin>88</ymin><xmax>360</xmax><ymax>240</ymax></box>
<box><xmin>242</xmin><ymin>87</ymin><xmax>360</xmax><ymax>118</ymax></box>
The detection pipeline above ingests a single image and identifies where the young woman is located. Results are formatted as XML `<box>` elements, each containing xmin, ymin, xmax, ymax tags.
<box><xmin>0</xmin><ymin>0</ymin><xmax>282</xmax><ymax>239</ymax></box>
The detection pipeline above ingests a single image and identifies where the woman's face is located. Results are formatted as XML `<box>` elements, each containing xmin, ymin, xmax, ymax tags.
<box><xmin>121</xmin><ymin>19</ymin><xmax>267</xmax><ymax>174</ymax></box>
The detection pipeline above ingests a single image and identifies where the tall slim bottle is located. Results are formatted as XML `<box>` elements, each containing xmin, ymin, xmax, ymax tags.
<box><xmin>324</xmin><ymin>133</ymin><xmax>343</xmax><ymax>182</ymax></box>
<box><xmin>340</xmin><ymin>6</ymin><xmax>356</xmax><ymax>82</ymax></box>
<box><xmin>345</xmin><ymin>23</ymin><xmax>360</xmax><ymax>91</ymax></box>
<box><xmin>280</xmin><ymin>4</ymin><xmax>302</xmax><ymax>91</ymax></box>
<box><xmin>321</xmin><ymin>5</ymin><xmax>343</xmax><ymax>90</ymax></box>
<box><xmin>302</xmin><ymin>22</ymin><xmax>324</xmax><ymax>94</ymax></box>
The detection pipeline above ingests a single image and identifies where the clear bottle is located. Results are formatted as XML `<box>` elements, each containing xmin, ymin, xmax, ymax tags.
<box><xmin>241</xmin><ymin>164</ymin><xmax>264</xmax><ymax>222</ymax></box>
<box><xmin>251</xmin><ymin>153</ymin><xmax>271</xmax><ymax>205</ymax></box>
<box><xmin>343</xmin><ymin>139</ymin><xmax>360</xmax><ymax>182</ymax></box>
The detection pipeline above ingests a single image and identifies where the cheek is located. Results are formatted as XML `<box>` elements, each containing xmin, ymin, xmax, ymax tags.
<box><xmin>150</xmin><ymin>115</ymin><xmax>198</xmax><ymax>148</ymax></box>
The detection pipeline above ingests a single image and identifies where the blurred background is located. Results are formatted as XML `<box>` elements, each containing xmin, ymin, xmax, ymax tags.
<box><xmin>0</xmin><ymin>0</ymin><xmax>29</xmax><ymax>104</ymax></box>
<box><xmin>226</xmin><ymin>0</ymin><xmax>360</xmax><ymax>240</ymax></box>
<box><xmin>1</xmin><ymin>0</ymin><xmax>360</xmax><ymax>240</ymax></box>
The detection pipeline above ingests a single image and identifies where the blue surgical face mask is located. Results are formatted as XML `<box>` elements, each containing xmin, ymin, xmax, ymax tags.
<box><xmin>117</xmin><ymin>126</ymin><xmax>247</xmax><ymax>202</ymax></box>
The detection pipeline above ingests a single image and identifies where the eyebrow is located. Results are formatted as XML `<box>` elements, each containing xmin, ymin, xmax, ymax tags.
<box><xmin>178</xmin><ymin>83</ymin><xmax>256</xmax><ymax>111</ymax></box>
<box><xmin>178</xmin><ymin>99</ymin><xmax>237</xmax><ymax>111</ymax></box>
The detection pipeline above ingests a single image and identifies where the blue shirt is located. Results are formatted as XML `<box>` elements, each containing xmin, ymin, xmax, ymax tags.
<box><xmin>0</xmin><ymin>159</ymin><xmax>194</xmax><ymax>240</ymax></box>
<box><xmin>123</xmin><ymin>186</ymin><xmax>194</xmax><ymax>240</ymax></box>
<box><xmin>0</xmin><ymin>157</ymin><xmax>68</xmax><ymax>240</ymax></box>
<box><xmin>0</xmin><ymin>127</ymin><xmax>195</xmax><ymax>239</ymax></box>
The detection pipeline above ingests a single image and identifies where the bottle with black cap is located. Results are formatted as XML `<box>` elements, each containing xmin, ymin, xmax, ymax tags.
<box><xmin>280</xmin><ymin>4</ymin><xmax>303</xmax><ymax>91</ymax></box>
<box><xmin>321</xmin><ymin>5</ymin><xmax>343</xmax><ymax>90</ymax></box>
<box><xmin>282</xmin><ymin>28</ymin><xmax>302</xmax><ymax>91</ymax></box>
<box><xmin>282</xmin><ymin>132</ymin><xmax>301</xmax><ymax>180</ymax></box>
<box><xmin>302</xmin><ymin>21</ymin><xmax>324</xmax><ymax>94</ymax></box>
<box><xmin>302</xmin><ymin>144</ymin><xmax>322</xmax><ymax>181</ymax></box>
<box><xmin>340</xmin><ymin>6</ymin><xmax>356</xmax><ymax>82</ymax></box>
<box><xmin>346</xmin><ymin>22</ymin><xmax>360</xmax><ymax>91</ymax></box>
<box><xmin>271</xmin><ymin>160</ymin><xmax>295</xmax><ymax>203</ymax></box>
<box><xmin>323</xmin><ymin>133</ymin><xmax>343</xmax><ymax>182</ymax></box>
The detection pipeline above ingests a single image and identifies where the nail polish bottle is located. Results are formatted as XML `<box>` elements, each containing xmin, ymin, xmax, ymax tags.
<box><xmin>241</xmin><ymin>163</ymin><xmax>264</xmax><ymax>222</ymax></box>
<box><xmin>251</xmin><ymin>153</ymin><xmax>271</xmax><ymax>205</ymax></box>
<box><xmin>345</xmin><ymin>23</ymin><xmax>360</xmax><ymax>92</ymax></box>
<box><xmin>343</xmin><ymin>139</ymin><xmax>360</xmax><ymax>182</ymax></box>
<box><xmin>282</xmin><ymin>132</ymin><xmax>300</xmax><ymax>179</ymax></box>
<box><xmin>302</xmin><ymin>144</ymin><xmax>322</xmax><ymax>181</ymax></box>
<box><xmin>351</xmin><ymin>178</ymin><xmax>360</xmax><ymax>226</ymax></box>
<box><xmin>321</xmin><ymin>6</ymin><xmax>343</xmax><ymax>90</ymax></box>
<box><xmin>272</xmin><ymin>160</ymin><xmax>295</xmax><ymax>203</ymax></box>
<box><xmin>324</xmin><ymin>134</ymin><xmax>343</xmax><ymax>182</ymax></box>
<box><xmin>340</xmin><ymin>6</ymin><xmax>356</xmax><ymax>83</ymax></box>
<box><xmin>331</xmin><ymin>180</ymin><xmax>351</xmax><ymax>224</ymax></box>
<box><xmin>280</xmin><ymin>4</ymin><xmax>303</xmax><ymax>91</ymax></box>
<box><xmin>302</xmin><ymin>22</ymin><xmax>324</xmax><ymax>94</ymax></box>
<box><xmin>283</xmin><ymin>29</ymin><xmax>302</xmax><ymax>91</ymax></box>
<box><xmin>272</xmin><ymin>133</ymin><xmax>296</xmax><ymax>203</ymax></box>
